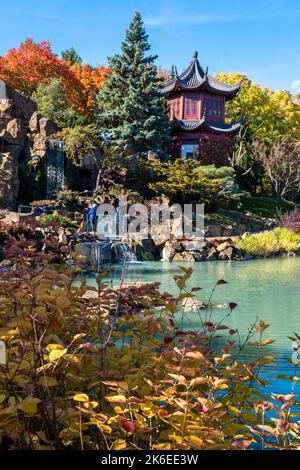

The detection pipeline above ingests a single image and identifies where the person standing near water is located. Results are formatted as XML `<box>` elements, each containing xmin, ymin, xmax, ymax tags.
<box><xmin>87</xmin><ymin>203</ymin><xmax>98</xmax><ymax>233</ymax></box>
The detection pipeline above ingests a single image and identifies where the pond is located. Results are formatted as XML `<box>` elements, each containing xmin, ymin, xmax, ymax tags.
<box><xmin>86</xmin><ymin>257</ymin><xmax>300</xmax><ymax>397</ymax></box>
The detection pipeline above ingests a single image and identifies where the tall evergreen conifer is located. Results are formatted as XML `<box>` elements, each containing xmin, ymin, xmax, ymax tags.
<box><xmin>97</xmin><ymin>12</ymin><xmax>171</xmax><ymax>158</ymax></box>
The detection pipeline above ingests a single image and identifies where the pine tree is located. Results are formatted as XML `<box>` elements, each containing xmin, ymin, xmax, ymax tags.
<box><xmin>97</xmin><ymin>12</ymin><xmax>172</xmax><ymax>158</ymax></box>
<box><xmin>61</xmin><ymin>47</ymin><xmax>82</xmax><ymax>66</ymax></box>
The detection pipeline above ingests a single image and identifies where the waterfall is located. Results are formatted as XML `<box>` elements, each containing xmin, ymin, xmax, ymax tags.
<box><xmin>116</xmin><ymin>243</ymin><xmax>140</xmax><ymax>264</ymax></box>
<box><xmin>46</xmin><ymin>141</ymin><xmax>64</xmax><ymax>199</ymax></box>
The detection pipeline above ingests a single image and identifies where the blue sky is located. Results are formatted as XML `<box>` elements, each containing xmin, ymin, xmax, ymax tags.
<box><xmin>0</xmin><ymin>0</ymin><xmax>299</xmax><ymax>92</ymax></box>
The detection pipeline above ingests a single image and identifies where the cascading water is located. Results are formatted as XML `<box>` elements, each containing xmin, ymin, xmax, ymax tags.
<box><xmin>46</xmin><ymin>141</ymin><xmax>64</xmax><ymax>199</ymax></box>
<box><xmin>115</xmin><ymin>243</ymin><xmax>140</xmax><ymax>264</ymax></box>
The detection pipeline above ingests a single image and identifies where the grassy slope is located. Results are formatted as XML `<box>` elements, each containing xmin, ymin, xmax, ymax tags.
<box><xmin>206</xmin><ymin>197</ymin><xmax>295</xmax><ymax>229</ymax></box>
<box><xmin>239</xmin><ymin>197</ymin><xmax>295</xmax><ymax>218</ymax></box>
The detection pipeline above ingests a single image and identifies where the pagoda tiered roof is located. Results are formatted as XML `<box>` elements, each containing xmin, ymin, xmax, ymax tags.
<box><xmin>174</xmin><ymin>118</ymin><xmax>242</xmax><ymax>135</ymax></box>
<box><xmin>161</xmin><ymin>52</ymin><xmax>242</xmax><ymax>100</ymax></box>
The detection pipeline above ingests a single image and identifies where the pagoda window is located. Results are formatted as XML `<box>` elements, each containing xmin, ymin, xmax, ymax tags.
<box><xmin>208</xmin><ymin>99</ymin><xmax>213</xmax><ymax>117</ymax></box>
<box><xmin>184</xmin><ymin>97</ymin><xmax>198</xmax><ymax>118</ymax></box>
<box><xmin>203</xmin><ymin>98</ymin><xmax>207</xmax><ymax>116</ymax></box>
<box><xmin>217</xmin><ymin>100</ymin><xmax>222</xmax><ymax>118</ymax></box>
<box><xmin>214</xmin><ymin>100</ymin><xmax>218</xmax><ymax>117</ymax></box>
<box><xmin>169</xmin><ymin>98</ymin><xmax>181</xmax><ymax>119</ymax></box>
<box><xmin>175</xmin><ymin>98</ymin><xmax>180</xmax><ymax>117</ymax></box>
<box><xmin>185</xmin><ymin>98</ymin><xmax>191</xmax><ymax>115</ymax></box>
<box><xmin>192</xmin><ymin>98</ymin><xmax>198</xmax><ymax>115</ymax></box>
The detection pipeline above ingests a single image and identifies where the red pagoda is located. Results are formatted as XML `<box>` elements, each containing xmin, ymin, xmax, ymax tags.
<box><xmin>161</xmin><ymin>51</ymin><xmax>242</xmax><ymax>160</ymax></box>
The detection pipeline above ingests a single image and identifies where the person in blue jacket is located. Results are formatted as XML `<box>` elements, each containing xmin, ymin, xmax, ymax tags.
<box><xmin>87</xmin><ymin>203</ymin><xmax>98</xmax><ymax>232</ymax></box>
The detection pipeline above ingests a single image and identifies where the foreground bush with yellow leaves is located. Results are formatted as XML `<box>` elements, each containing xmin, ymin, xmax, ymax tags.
<box><xmin>0</xmin><ymin>236</ymin><xmax>299</xmax><ymax>450</ymax></box>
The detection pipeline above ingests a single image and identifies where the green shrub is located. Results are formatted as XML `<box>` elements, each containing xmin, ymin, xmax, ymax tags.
<box><xmin>32</xmin><ymin>78</ymin><xmax>85</xmax><ymax>129</ymax></box>
<box><xmin>238</xmin><ymin>231</ymin><xmax>282</xmax><ymax>256</ymax></box>
<box><xmin>1</xmin><ymin>239</ymin><xmax>297</xmax><ymax>450</ymax></box>
<box><xmin>57</xmin><ymin>125</ymin><xmax>100</xmax><ymax>166</ymax></box>
<box><xmin>38</xmin><ymin>214</ymin><xmax>78</xmax><ymax>228</ymax></box>
<box><xmin>57</xmin><ymin>190</ymin><xmax>86</xmax><ymax>211</ymax></box>
<box><xmin>274</xmin><ymin>227</ymin><xmax>300</xmax><ymax>252</ymax></box>
<box><xmin>146</xmin><ymin>160</ymin><xmax>220</xmax><ymax>205</ymax></box>
<box><xmin>201</xmin><ymin>165</ymin><xmax>250</xmax><ymax>209</ymax></box>
<box><xmin>237</xmin><ymin>227</ymin><xmax>300</xmax><ymax>256</ymax></box>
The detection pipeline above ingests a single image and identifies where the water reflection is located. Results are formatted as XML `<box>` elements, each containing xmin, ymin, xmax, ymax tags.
<box><xmin>86</xmin><ymin>257</ymin><xmax>300</xmax><ymax>395</ymax></box>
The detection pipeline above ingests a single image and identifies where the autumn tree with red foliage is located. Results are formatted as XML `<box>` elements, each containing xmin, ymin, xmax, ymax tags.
<box><xmin>0</xmin><ymin>38</ymin><xmax>110</xmax><ymax>119</ymax></box>
<box><xmin>0</xmin><ymin>38</ymin><xmax>76</xmax><ymax>94</ymax></box>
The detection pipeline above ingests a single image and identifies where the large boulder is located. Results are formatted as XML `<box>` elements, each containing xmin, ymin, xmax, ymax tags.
<box><xmin>0</xmin><ymin>152</ymin><xmax>19</xmax><ymax>208</ymax></box>
<box><xmin>29</xmin><ymin>111</ymin><xmax>42</xmax><ymax>133</ymax></box>
<box><xmin>172</xmin><ymin>251</ymin><xmax>195</xmax><ymax>262</ymax></box>
<box><xmin>222</xmin><ymin>225</ymin><xmax>234</xmax><ymax>237</ymax></box>
<box><xmin>207</xmin><ymin>247</ymin><xmax>218</xmax><ymax>261</ymax></box>
<box><xmin>1</xmin><ymin>118</ymin><xmax>28</xmax><ymax>145</ymax></box>
<box><xmin>39</xmin><ymin>116</ymin><xmax>58</xmax><ymax>138</ymax></box>
<box><xmin>207</xmin><ymin>225</ymin><xmax>223</xmax><ymax>238</ymax></box>
<box><xmin>147</xmin><ymin>150</ymin><xmax>160</xmax><ymax>161</ymax></box>
<box><xmin>216</xmin><ymin>241</ymin><xmax>230</xmax><ymax>252</ymax></box>
<box><xmin>11</xmin><ymin>91</ymin><xmax>37</xmax><ymax>120</ymax></box>
<box><xmin>218</xmin><ymin>247</ymin><xmax>234</xmax><ymax>260</ymax></box>
<box><xmin>31</xmin><ymin>133</ymin><xmax>48</xmax><ymax>158</ymax></box>
<box><xmin>181</xmin><ymin>238</ymin><xmax>207</xmax><ymax>252</ymax></box>
<box><xmin>161</xmin><ymin>241</ymin><xmax>175</xmax><ymax>261</ymax></box>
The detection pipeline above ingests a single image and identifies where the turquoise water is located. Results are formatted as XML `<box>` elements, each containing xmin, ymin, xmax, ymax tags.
<box><xmin>86</xmin><ymin>257</ymin><xmax>300</xmax><ymax>395</ymax></box>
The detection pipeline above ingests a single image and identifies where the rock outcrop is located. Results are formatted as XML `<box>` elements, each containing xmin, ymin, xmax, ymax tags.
<box><xmin>0</xmin><ymin>81</ymin><xmax>58</xmax><ymax>208</ymax></box>
<box><xmin>0</xmin><ymin>152</ymin><xmax>19</xmax><ymax>208</ymax></box>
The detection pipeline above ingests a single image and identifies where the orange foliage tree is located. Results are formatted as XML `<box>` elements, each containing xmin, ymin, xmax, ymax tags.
<box><xmin>71</xmin><ymin>63</ymin><xmax>112</xmax><ymax>114</ymax></box>
<box><xmin>0</xmin><ymin>38</ymin><xmax>77</xmax><ymax>94</ymax></box>
<box><xmin>0</xmin><ymin>38</ymin><xmax>110</xmax><ymax>119</ymax></box>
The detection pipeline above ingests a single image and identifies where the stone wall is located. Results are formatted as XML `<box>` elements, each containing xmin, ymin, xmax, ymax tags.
<box><xmin>0</xmin><ymin>81</ymin><xmax>58</xmax><ymax>209</ymax></box>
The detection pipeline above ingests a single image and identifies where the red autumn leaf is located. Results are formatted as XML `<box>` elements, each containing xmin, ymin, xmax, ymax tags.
<box><xmin>217</xmin><ymin>279</ymin><xmax>228</xmax><ymax>285</ymax></box>
<box><xmin>122</xmin><ymin>421</ymin><xmax>137</xmax><ymax>434</ymax></box>
<box><xmin>216</xmin><ymin>325</ymin><xmax>229</xmax><ymax>330</ymax></box>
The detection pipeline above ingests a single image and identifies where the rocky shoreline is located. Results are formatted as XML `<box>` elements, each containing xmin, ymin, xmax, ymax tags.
<box><xmin>1</xmin><ymin>209</ymin><xmax>297</xmax><ymax>265</ymax></box>
<box><xmin>160</xmin><ymin>237</ymin><xmax>246</xmax><ymax>262</ymax></box>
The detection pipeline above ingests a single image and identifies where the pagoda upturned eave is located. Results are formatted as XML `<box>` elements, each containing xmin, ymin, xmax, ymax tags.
<box><xmin>173</xmin><ymin>118</ymin><xmax>242</xmax><ymax>135</ymax></box>
<box><xmin>161</xmin><ymin>51</ymin><xmax>242</xmax><ymax>100</ymax></box>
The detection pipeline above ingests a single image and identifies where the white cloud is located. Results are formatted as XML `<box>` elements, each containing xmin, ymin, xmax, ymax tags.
<box><xmin>291</xmin><ymin>80</ymin><xmax>300</xmax><ymax>94</ymax></box>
